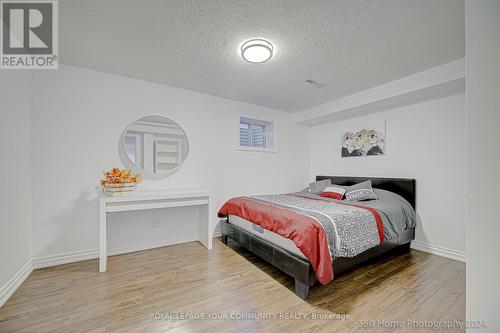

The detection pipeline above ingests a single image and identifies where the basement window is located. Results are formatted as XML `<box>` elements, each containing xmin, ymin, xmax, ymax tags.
<box><xmin>239</xmin><ymin>117</ymin><xmax>275</xmax><ymax>152</ymax></box>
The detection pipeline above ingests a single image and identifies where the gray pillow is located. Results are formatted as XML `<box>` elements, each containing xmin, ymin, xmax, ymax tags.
<box><xmin>308</xmin><ymin>179</ymin><xmax>332</xmax><ymax>194</ymax></box>
<box><xmin>297</xmin><ymin>187</ymin><xmax>311</xmax><ymax>194</ymax></box>
<box><xmin>345</xmin><ymin>180</ymin><xmax>378</xmax><ymax>201</ymax></box>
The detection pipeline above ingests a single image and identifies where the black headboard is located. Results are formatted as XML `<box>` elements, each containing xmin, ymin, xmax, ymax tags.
<box><xmin>316</xmin><ymin>176</ymin><xmax>416</xmax><ymax>209</ymax></box>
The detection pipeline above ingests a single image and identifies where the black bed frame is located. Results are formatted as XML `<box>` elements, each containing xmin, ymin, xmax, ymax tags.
<box><xmin>220</xmin><ymin>176</ymin><xmax>416</xmax><ymax>299</ymax></box>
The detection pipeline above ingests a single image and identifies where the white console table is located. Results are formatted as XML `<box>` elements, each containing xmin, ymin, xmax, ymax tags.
<box><xmin>99</xmin><ymin>190</ymin><xmax>211</xmax><ymax>272</ymax></box>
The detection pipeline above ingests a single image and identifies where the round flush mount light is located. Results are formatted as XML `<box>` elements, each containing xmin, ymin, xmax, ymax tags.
<box><xmin>241</xmin><ymin>39</ymin><xmax>274</xmax><ymax>63</ymax></box>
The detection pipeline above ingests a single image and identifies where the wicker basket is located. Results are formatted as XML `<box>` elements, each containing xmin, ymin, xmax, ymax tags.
<box><xmin>103</xmin><ymin>182</ymin><xmax>137</xmax><ymax>195</ymax></box>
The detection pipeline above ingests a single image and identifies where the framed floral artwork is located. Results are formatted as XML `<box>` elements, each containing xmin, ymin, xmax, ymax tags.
<box><xmin>341</xmin><ymin>128</ymin><xmax>385</xmax><ymax>157</ymax></box>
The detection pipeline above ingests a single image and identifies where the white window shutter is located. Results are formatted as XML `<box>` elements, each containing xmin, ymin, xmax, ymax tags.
<box><xmin>239</xmin><ymin>117</ymin><xmax>274</xmax><ymax>150</ymax></box>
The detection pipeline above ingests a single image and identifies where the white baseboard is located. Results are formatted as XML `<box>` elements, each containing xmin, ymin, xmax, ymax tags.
<box><xmin>108</xmin><ymin>235</ymin><xmax>199</xmax><ymax>256</ymax></box>
<box><xmin>32</xmin><ymin>249</ymin><xmax>98</xmax><ymax>269</ymax></box>
<box><xmin>32</xmin><ymin>234</ymin><xmax>221</xmax><ymax>269</ymax></box>
<box><xmin>411</xmin><ymin>241</ymin><xmax>466</xmax><ymax>262</ymax></box>
<box><xmin>0</xmin><ymin>260</ymin><xmax>33</xmax><ymax>308</ymax></box>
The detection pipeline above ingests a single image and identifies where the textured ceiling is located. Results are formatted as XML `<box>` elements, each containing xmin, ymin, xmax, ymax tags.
<box><xmin>60</xmin><ymin>0</ymin><xmax>464</xmax><ymax>112</ymax></box>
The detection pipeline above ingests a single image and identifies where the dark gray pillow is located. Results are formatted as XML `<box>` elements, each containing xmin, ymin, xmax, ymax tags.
<box><xmin>308</xmin><ymin>179</ymin><xmax>332</xmax><ymax>194</ymax></box>
<box><xmin>345</xmin><ymin>180</ymin><xmax>378</xmax><ymax>201</ymax></box>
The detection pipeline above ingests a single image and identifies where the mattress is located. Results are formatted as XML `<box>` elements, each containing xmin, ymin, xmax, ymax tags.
<box><xmin>228</xmin><ymin>215</ymin><xmax>307</xmax><ymax>259</ymax></box>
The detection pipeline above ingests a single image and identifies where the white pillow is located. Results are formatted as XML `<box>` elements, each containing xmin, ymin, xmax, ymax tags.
<box><xmin>320</xmin><ymin>186</ymin><xmax>346</xmax><ymax>200</ymax></box>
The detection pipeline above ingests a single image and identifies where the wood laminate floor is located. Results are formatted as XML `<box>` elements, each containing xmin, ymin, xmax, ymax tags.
<box><xmin>0</xmin><ymin>239</ymin><xmax>465</xmax><ymax>333</ymax></box>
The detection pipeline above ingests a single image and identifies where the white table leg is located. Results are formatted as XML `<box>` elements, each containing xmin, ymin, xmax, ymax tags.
<box><xmin>198</xmin><ymin>202</ymin><xmax>212</xmax><ymax>249</ymax></box>
<box><xmin>99</xmin><ymin>201</ymin><xmax>108</xmax><ymax>272</ymax></box>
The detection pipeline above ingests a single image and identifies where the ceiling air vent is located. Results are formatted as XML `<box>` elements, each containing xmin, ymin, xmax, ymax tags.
<box><xmin>305</xmin><ymin>79</ymin><xmax>326</xmax><ymax>88</ymax></box>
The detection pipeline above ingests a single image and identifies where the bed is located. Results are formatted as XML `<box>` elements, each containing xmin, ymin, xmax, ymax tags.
<box><xmin>219</xmin><ymin>176</ymin><xmax>416</xmax><ymax>299</ymax></box>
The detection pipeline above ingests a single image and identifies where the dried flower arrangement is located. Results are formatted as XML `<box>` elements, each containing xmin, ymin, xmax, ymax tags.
<box><xmin>101</xmin><ymin>168</ymin><xmax>142</xmax><ymax>194</ymax></box>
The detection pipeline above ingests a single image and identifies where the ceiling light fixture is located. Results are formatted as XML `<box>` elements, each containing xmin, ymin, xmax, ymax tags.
<box><xmin>241</xmin><ymin>39</ymin><xmax>273</xmax><ymax>63</ymax></box>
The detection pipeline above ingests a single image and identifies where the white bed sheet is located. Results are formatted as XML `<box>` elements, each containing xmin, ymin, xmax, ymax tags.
<box><xmin>228</xmin><ymin>215</ymin><xmax>307</xmax><ymax>259</ymax></box>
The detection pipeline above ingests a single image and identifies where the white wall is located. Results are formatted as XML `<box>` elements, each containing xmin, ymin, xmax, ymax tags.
<box><xmin>309</xmin><ymin>93</ymin><xmax>466</xmax><ymax>258</ymax></box>
<box><xmin>30</xmin><ymin>65</ymin><xmax>309</xmax><ymax>259</ymax></box>
<box><xmin>466</xmin><ymin>0</ymin><xmax>500</xmax><ymax>330</ymax></box>
<box><xmin>0</xmin><ymin>71</ymin><xmax>32</xmax><ymax>304</ymax></box>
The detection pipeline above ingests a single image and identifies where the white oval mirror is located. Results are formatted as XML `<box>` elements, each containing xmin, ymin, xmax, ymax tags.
<box><xmin>119</xmin><ymin>115</ymin><xmax>189</xmax><ymax>180</ymax></box>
